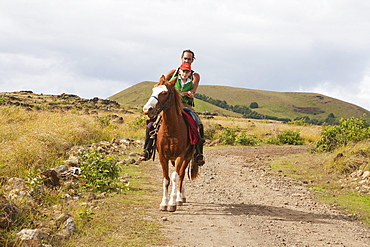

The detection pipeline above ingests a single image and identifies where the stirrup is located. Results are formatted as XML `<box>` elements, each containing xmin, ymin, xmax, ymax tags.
<box><xmin>195</xmin><ymin>154</ymin><xmax>205</xmax><ymax>166</ymax></box>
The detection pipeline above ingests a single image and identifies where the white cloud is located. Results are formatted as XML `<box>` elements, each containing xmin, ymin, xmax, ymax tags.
<box><xmin>309</xmin><ymin>68</ymin><xmax>370</xmax><ymax>111</ymax></box>
<box><xmin>0</xmin><ymin>0</ymin><xmax>370</xmax><ymax>111</ymax></box>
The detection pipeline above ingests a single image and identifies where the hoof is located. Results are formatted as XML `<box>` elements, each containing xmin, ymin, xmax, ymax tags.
<box><xmin>168</xmin><ymin>205</ymin><xmax>177</xmax><ymax>212</ymax></box>
<box><xmin>176</xmin><ymin>201</ymin><xmax>183</xmax><ymax>206</ymax></box>
<box><xmin>182</xmin><ymin>198</ymin><xmax>186</xmax><ymax>203</ymax></box>
<box><xmin>159</xmin><ymin>206</ymin><xmax>167</xmax><ymax>211</ymax></box>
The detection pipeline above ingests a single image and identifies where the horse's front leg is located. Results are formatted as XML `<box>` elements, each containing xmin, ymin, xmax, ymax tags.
<box><xmin>168</xmin><ymin>171</ymin><xmax>179</xmax><ymax>212</ymax></box>
<box><xmin>160</xmin><ymin>177</ymin><xmax>170</xmax><ymax>211</ymax></box>
<box><xmin>159</xmin><ymin>157</ymin><xmax>170</xmax><ymax>211</ymax></box>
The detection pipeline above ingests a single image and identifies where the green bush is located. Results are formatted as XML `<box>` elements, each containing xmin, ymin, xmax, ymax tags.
<box><xmin>219</xmin><ymin>127</ymin><xmax>238</xmax><ymax>145</ymax></box>
<box><xmin>128</xmin><ymin>115</ymin><xmax>147</xmax><ymax>129</ymax></box>
<box><xmin>218</xmin><ymin>127</ymin><xmax>260</xmax><ymax>146</ymax></box>
<box><xmin>314</xmin><ymin>114</ymin><xmax>370</xmax><ymax>152</ymax></box>
<box><xmin>236</xmin><ymin>131</ymin><xmax>258</xmax><ymax>146</ymax></box>
<box><xmin>25</xmin><ymin>169</ymin><xmax>47</xmax><ymax>199</ymax></box>
<box><xmin>266</xmin><ymin>136</ymin><xmax>281</xmax><ymax>145</ymax></box>
<box><xmin>249</xmin><ymin>102</ymin><xmax>259</xmax><ymax>109</ymax></box>
<box><xmin>95</xmin><ymin>116</ymin><xmax>112</xmax><ymax>128</ymax></box>
<box><xmin>79</xmin><ymin>150</ymin><xmax>120</xmax><ymax>192</ymax></box>
<box><xmin>277</xmin><ymin>130</ymin><xmax>304</xmax><ymax>145</ymax></box>
<box><xmin>288</xmin><ymin>119</ymin><xmax>307</xmax><ymax>126</ymax></box>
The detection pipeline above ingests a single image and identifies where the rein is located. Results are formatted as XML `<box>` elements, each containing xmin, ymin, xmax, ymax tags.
<box><xmin>148</xmin><ymin>83</ymin><xmax>175</xmax><ymax>161</ymax></box>
<box><xmin>152</xmin><ymin>83</ymin><xmax>174</xmax><ymax>113</ymax></box>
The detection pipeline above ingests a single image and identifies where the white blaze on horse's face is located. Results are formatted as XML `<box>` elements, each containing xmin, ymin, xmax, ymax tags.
<box><xmin>143</xmin><ymin>85</ymin><xmax>168</xmax><ymax>114</ymax></box>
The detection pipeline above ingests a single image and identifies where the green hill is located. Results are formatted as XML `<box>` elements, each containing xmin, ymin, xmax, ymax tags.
<box><xmin>109</xmin><ymin>81</ymin><xmax>241</xmax><ymax>117</ymax></box>
<box><xmin>109</xmin><ymin>81</ymin><xmax>370</xmax><ymax>121</ymax></box>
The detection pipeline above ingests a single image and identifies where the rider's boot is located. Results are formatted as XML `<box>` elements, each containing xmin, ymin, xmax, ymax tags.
<box><xmin>139</xmin><ymin>125</ymin><xmax>155</xmax><ymax>161</ymax></box>
<box><xmin>195</xmin><ymin>124</ymin><xmax>205</xmax><ymax>166</ymax></box>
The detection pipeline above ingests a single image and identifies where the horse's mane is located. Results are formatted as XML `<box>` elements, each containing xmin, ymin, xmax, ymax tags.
<box><xmin>156</xmin><ymin>75</ymin><xmax>183</xmax><ymax>116</ymax></box>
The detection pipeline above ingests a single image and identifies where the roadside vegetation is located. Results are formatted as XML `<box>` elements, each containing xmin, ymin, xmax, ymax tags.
<box><xmin>0</xmin><ymin>95</ymin><xmax>369</xmax><ymax>245</ymax></box>
<box><xmin>269</xmin><ymin>114</ymin><xmax>370</xmax><ymax>225</ymax></box>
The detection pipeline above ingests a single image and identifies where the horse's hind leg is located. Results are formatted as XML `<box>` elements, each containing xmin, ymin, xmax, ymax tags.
<box><xmin>177</xmin><ymin>185</ymin><xmax>186</xmax><ymax>205</ymax></box>
<box><xmin>168</xmin><ymin>171</ymin><xmax>179</xmax><ymax>212</ymax></box>
<box><xmin>176</xmin><ymin>159</ymin><xmax>190</xmax><ymax>206</ymax></box>
<box><xmin>176</xmin><ymin>174</ymin><xmax>186</xmax><ymax>205</ymax></box>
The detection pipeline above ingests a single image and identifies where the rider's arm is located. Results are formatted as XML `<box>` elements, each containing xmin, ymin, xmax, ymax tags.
<box><xmin>165</xmin><ymin>69</ymin><xmax>176</xmax><ymax>81</ymax></box>
<box><xmin>188</xmin><ymin>72</ymin><xmax>200</xmax><ymax>97</ymax></box>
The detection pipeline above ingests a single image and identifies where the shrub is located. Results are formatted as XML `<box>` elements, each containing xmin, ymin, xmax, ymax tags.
<box><xmin>79</xmin><ymin>150</ymin><xmax>120</xmax><ymax>192</ymax></box>
<box><xmin>95</xmin><ymin>116</ymin><xmax>112</xmax><ymax>128</ymax></box>
<box><xmin>25</xmin><ymin>169</ymin><xmax>47</xmax><ymax>199</ymax></box>
<box><xmin>250</xmin><ymin>102</ymin><xmax>259</xmax><ymax>109</ymax></box>
<box><xmin>219</xmin><ymin>127</ymin><xmax>238</xmax><ymax>145</ymax></box>
<box><xmin>314</xmin><ymin>114</ymin><xmax>370</xmax><ymax>152</ymax></box>
<box><xmin>277</xmin><ymin>130</ymin><xmax>304</xmax><ymax>145</ymax></box>
<box><xmin>288</xmin><ymin>119</ymin><xmax>307</xmax><ymax>126</ymax></box>
<box><xmin>236</xmin><ymin>131</ymin><xmax>258</xmax><ymax>146</ymax></box>
<box><xmin>128</xmin><ymin>115</ymin><xmax>147</xmax><ymax>129</ymax></box>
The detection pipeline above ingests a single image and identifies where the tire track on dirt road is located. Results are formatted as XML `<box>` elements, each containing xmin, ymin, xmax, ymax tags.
<box><xmin>157</xmin><ymin>146</ymin><xmax>370</xmax><ymax>247</ymax></box>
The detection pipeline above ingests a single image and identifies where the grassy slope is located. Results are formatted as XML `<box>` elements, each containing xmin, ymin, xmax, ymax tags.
<box><xmin>110</xmin><ymin>82</ymin><xmax>370</xmax><ymax>121</ymax></box>
<box><xmin>196</xmin><ymin>85</ymin><xmax>370</xmax><ymax>121</ymax></box>
<box><xmin>110</xmin><ymin>81</ymin><xmax>242</xmax><ymax>117</ymax></box>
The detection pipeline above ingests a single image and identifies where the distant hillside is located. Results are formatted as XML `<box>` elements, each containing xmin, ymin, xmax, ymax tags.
<box><xmin>0</xmin><ymin>91</ymin><xmax>124</xmax><ymax>113</ymax></box>
<box><xmin>109</xmin><ymin>81</ymin><xmax>241</xmax><ymax>117</ymax></box>
<box><xmin>109</xmin><ymin>81</ymin><xmax>370</xmax><ymax>122</ymax></box>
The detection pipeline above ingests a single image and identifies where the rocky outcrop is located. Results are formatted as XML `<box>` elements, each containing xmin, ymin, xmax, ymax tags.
<box><xmin>339</xmin><ymin>170</ymin><xmax>370</xmax><ymax>194</ymax></box>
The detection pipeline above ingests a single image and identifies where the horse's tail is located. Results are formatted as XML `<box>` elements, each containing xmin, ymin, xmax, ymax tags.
<box><xmin>190</xmin><ymin>157</ymin><xmax>199</xmax><ymax>180</ymax></box>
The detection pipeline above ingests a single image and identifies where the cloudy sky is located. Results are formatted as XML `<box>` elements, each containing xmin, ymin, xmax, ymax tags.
<box><xmin>1</xmin><ymin>0</ymin><xmax>370</xmax><ymax>110</ymax></box>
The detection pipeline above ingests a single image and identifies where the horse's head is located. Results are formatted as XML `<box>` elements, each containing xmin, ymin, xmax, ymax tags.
<box><xmin>143</xmin><ymin>75</ymin><xmax>182</xmax><ymax>118</ymax></box>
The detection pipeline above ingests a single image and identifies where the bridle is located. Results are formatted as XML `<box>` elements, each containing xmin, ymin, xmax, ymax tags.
<box><xmin>150</xmin><ymin>83</ymin><xmax>174</xmax><ymax>116</ymax></box>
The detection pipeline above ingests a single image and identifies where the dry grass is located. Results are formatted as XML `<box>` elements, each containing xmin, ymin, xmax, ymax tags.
<box><xmin>0</xmin><ymin>106</ymin><xmax>145</xmax><ymax>177</ymax></box>
<box><xmin>324</xmin><ymin>140</ymin><xmax>370</xmax><ymax>173</ymax></box>
<box><xmin>0</xmin><ymin>105</ymin><xmax>166</xmax><ymax>246</ymax></box>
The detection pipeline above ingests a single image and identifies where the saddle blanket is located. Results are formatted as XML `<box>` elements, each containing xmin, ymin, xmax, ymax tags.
<box><xmin>182</xmin><ymin>110</ymin><xmax>200</xmax><ymax>145</ymax></box>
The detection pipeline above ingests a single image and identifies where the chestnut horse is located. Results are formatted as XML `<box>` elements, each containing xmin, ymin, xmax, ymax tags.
<box><xmin>143</xmin><ymin>75</ymin><xmax>199</xmax><ymax>212</ymax></box>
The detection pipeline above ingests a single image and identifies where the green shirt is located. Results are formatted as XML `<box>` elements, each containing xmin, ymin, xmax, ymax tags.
<box><xmin>172</xmin><ymin>76</ymin><xmax>194</xmax><ymax>104</ymax></box>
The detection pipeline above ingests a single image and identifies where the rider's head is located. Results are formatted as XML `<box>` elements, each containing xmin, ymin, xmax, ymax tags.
<box><xmin>181</xmin><ymin>49</ymin><xmax>196</xmax><ymax>64</ymax></box>
<box><xmin>179</xmin><ymin>63</ymin><xmax>192</xmax><ymax>80</ymax></box>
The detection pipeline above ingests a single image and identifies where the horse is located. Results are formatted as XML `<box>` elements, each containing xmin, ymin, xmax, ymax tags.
<box><xmin>143</xmin><ymin>75</ymin><xmax>199</xmax><ymax>212</ymax></box>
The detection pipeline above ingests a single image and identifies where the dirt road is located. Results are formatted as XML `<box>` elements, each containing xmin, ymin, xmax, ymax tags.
<box><xmin>155</xmin><ymin>146</ymin><xmax>370</xmax><ymax>247</ymax></box>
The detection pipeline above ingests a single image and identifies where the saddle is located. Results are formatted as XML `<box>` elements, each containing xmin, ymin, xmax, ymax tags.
<box><xmin>150</xmin><ymin>109</ymin><xmax>200</xmax><ymax>144</ymax></box>
<box><xmin>182</xmin><ymin>109</ymin><xmax>200</xmax><ymax>145</ymax></box>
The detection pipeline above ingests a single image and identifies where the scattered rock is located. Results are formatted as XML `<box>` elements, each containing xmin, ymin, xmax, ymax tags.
<box><xmin>362</xmin><ymin>171</ymin><xmax>370</xmax><ymax>179</ymax></box>
<box><xmin>56</xmin><ymin>213</ymin><xmax>72</xmax><ymax>226</ymax></box>
<box><xmin>16</xmin><ymin>228</ymin><xmax>51</xmax><ymax>247</ymax></box>
<box><xmin>40</xmin><ymin>169</ymin><xmax>60</xmax><ymax>187</ymax></box>
<box><xmin>63</xmin><ymin>217</ymin><xmax>76</xmax><ymax>234</ymax></box>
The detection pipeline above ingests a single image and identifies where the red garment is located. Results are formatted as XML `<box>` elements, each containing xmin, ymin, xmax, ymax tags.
<box><xmin>182</xmin><ymin>110</ymin><xmax>200</xmax><ymax>145</ymax></box>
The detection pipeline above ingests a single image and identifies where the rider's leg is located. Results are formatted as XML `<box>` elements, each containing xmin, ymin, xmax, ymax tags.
<box><xmin>195</xmin><ymin>124</ymin><xmax>205</xmax><ymax>166</ymax></box>
<box><xmin>139</xmin><ymin>120</ymin><xmax>155</xmax><ymax>161</ymax></box>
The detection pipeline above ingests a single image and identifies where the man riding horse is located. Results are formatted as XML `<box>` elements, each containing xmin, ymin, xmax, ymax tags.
<box><xmin>139</xmin><ymin>50</ymin><xmax>205</xmax><ymax>166</ymax></box>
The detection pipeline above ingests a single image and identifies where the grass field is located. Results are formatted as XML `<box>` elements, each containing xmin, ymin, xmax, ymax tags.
<box><xmin>0</xmin><ymin>102</ymin><xmax>369</xmax><ymax>245</ymax></box>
